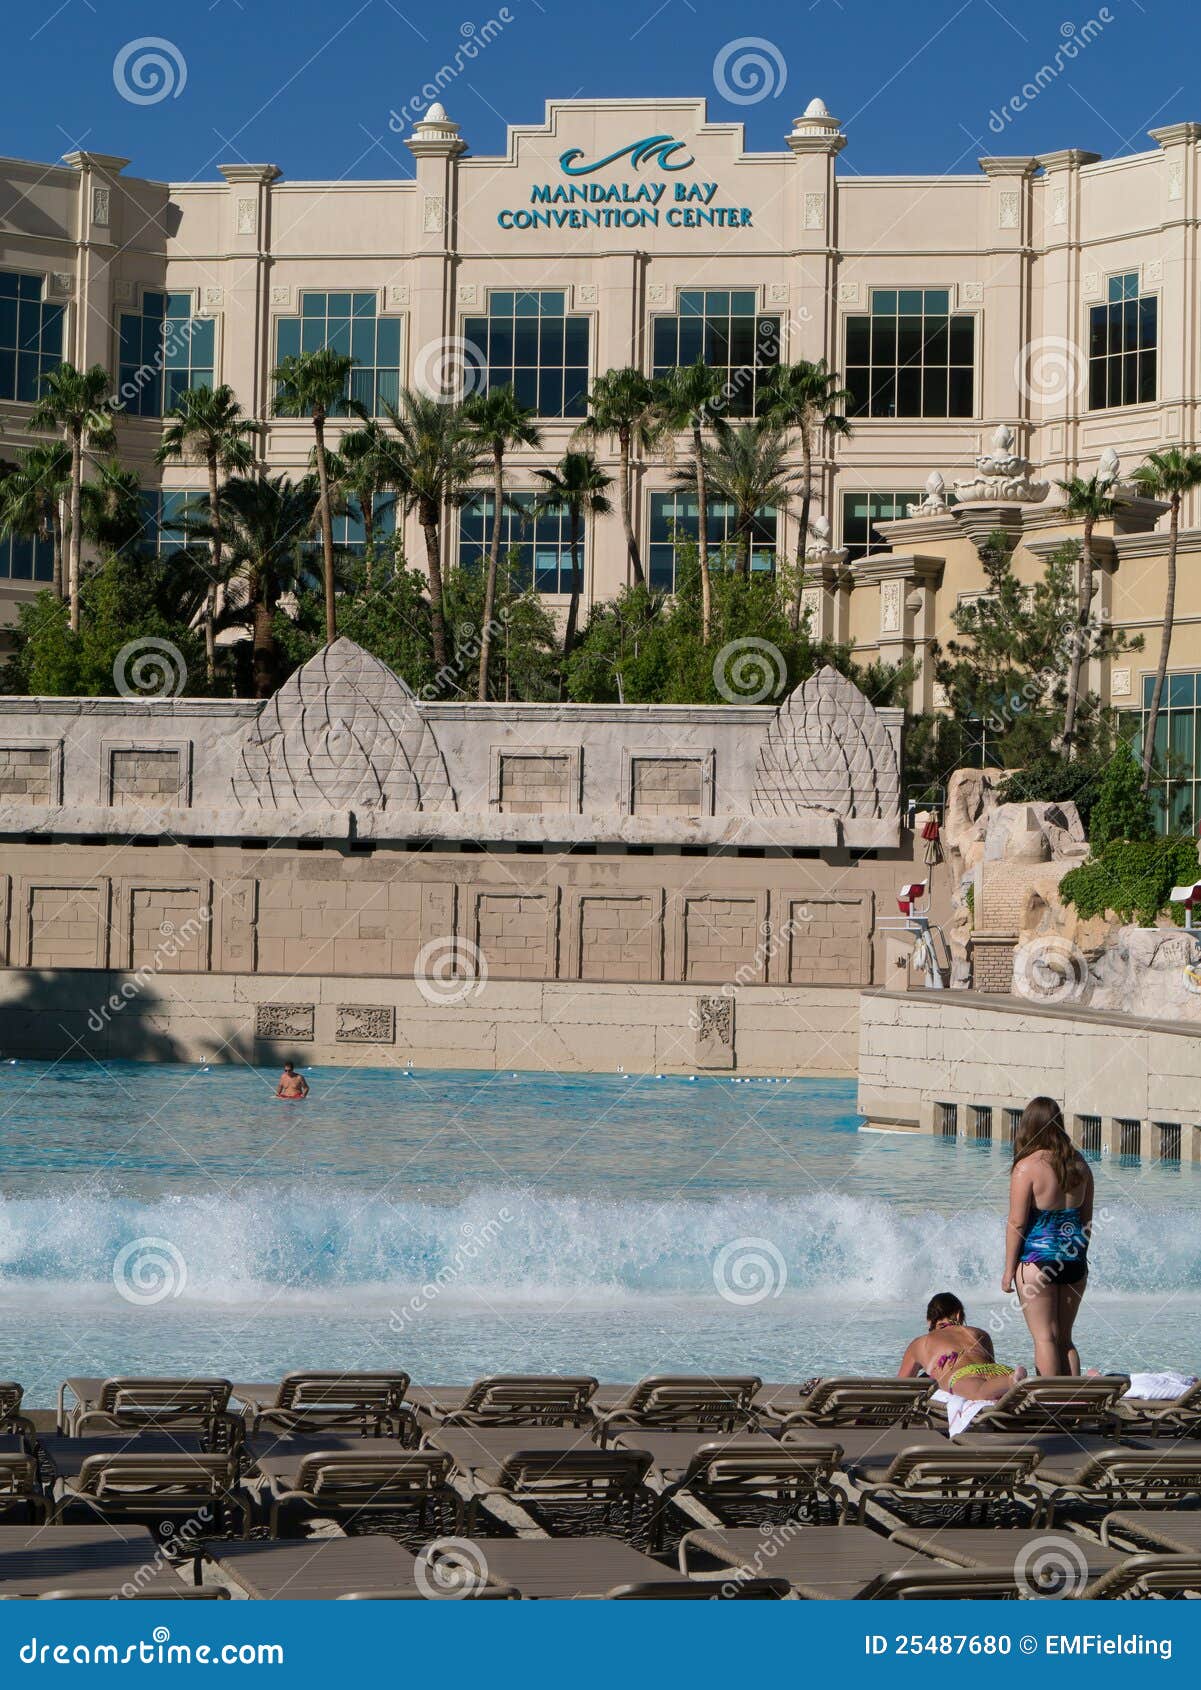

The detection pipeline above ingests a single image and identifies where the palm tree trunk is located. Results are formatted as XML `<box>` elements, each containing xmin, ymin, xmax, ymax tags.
<box><xmin>251</xmin><ymin>576</ymin><xmax>276</xmax><ymax>700</ymax></box>
<box><xmin>1062</xmin><ymin>517</ymin><xmax>1094</xmax><ymax>760</ymax></box>
<box><xmin>619</xmin><ymin>429</ymin><xmax>644</xmax><ymax>587</ymax></box>
<box><xmin>561</xmin><ymin>511</ymin><xmax>583</xmax><ymax>696</ymax></box>
<box><xmin>205</xmin><ymin>450</ymin><xmax>221</xmax><ymax>685</ymax></box>
<box><xmin>792</xmin><ymin>428</ymin><xmax>813</xmax><ymax>632</ymax></box>
<box><xmin>312</xmin><ymin>412</ymin><xmax>337</xmax><ymax>643</ymax></box>
<box><xmin>51</xmin><ymin>505</ymin><xmax>64</xmax><ymax>602</ymax></box>
<box><xmin>737</xmin><ymin>514</ymin><xmax>751</xmax><ymax>580</ymax></box>
<box><xmin>1141</xmin><ymin>493</ymin><xmax>1179</xmax><ymax>794</ymax></box>
<box><xmin>478</xmin><ymin>444</ymin><xmax>504</xmax><ymax>701</ymax></box>
<box><xmin>67</xmin><ymin>426</ymin><xmax>82</xmax><ymax>632</ymax></box>
<box><xmin>422</xmin><ymin>505</ymin><xmax>449</xmax><ymax>671</ymax></box>
<box><xmin>362</xmin><ymin>491</ymin><xmax>376</xmax><ymax>590</ymax></box>
<box><xmin>693</xmin><ymin>424</ymin><xmax>712</xmax><ymax>642</ymax></box>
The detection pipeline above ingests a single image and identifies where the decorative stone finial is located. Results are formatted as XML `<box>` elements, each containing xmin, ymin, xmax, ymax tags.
<box><xmin>406</xmin><ymin>104</ymin><xmax>466</xmax><ymax>156</ymax></box>
<box><xmin>424</xmin><ymin>102</ymin><xmax>448</xmax><ymax>123</ymax></box>
<box><xmin>952</xmin><ymin>423</ymin><xmax>1048</xmax><ymax>504</ymax></box>
<box><xmin>806</xmin><ymin>513</ymin><xmax>848</xmax><ymax>565</ymax></box>
<box><xmin>803</xmin><ymin>97</ymin><xmax>830</xmax><ymax>118</ymax></box>
<box><xmin>907</xmin><ymin>471</ymin><xmax>950</xmax><ymax>516</ymax></box>
<box><xmin>787</xmin><ymin>99</ymin><xmax>846</xmax><ymax>154</ymax></box>
<box><xmin>1097</xmin><ymin>445</ymin><xmax>1121</xmax><ymax>485</ymax></box>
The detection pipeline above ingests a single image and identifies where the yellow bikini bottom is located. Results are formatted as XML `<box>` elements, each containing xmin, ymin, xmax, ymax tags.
<box><xmin>948</xmin><ymin>1362</ymin><xmax>1014</xmax><ymax>1391</ymax></box>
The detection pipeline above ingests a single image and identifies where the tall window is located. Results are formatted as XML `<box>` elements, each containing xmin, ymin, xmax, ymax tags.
<box><xmin>0</xmin><ymin>531</ymin><xmax>54</xmax><ymax>582</ymax></box>
<box><xmin>842</xmin><ymin>492</ymin><xmax>920</xmax><ymax>562</ymax></box>
<box><xmin>1133</xmin><ymin>671</ymin><xmax>1199</xmax><ymax>834</ymax></box>
<box><xmin>118</xmin><ymin>291</ymin><xmax>215</xmax><ymax>418</ymax></box>
<box><xmin>1089</xmin><ymin>272</ymin><xmax>1156</xmax><ymax>410</ymax></box>
<box><xmin>323</xmin><ymin>496</ymin><xmax>396</xmax><ymax>556</ymax></box>
<box><xmin>651</xmin><ymin>290</ymin><xmax>779</xmax><ymax>417</ymax></box>
<box><xmin>648</xmin><ymin>493</ymin><xmax>778</xmax><ymax>591</ymax></box>
<box><xmin>459</xmin><ymin>492</ymin><xmax>576</xmax><ymax>593</ymax></box>
<box><xmin>844</xmin><ymin>289</ymin><xmax>974</xmax><ymax>418</ymax></box>
<box><xmin>274</xmin><ymin>292</ymin><xmax>402</xmax><ymax>415</ymax></box>
<box><xmin>462</xmin><ymin>291</ymin><xmax>589</xmax><ymax>418</ymax></box>
<box><xmin>138</xmin><ymin>490</ymin><xmax>204</xmax><ymax>554</ymax></box>
<box><xmin>0</xmin><ymin>271</ymin><xmax>64</xmax><ymax>403</ymax></box>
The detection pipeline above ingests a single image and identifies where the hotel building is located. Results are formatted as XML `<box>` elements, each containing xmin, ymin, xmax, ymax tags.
<box><xmin>2</xmin><ymin>96</ymin><xmax>1201</xmax><ymax>817</ymax></box>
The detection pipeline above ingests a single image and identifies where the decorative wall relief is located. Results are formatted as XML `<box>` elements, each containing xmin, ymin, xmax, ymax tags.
<box><xmin>694</xmin><ymin>995</ymin><xmax>734</xmax><ymax>1069</ymax></box>
<box><xmin>752</xmin><ymin>665</ymin><xmax>900</xmax><ymax>821</ymax></box>
<box><xmin>255</xmin><ymin>1003</ymin><xmax>314</xmax><ymax>1041</ymax></box>
<box><xmin>335</xmin><ymin>1005</ymin><xmax>396</xmax><ymax>1044</ymax></box>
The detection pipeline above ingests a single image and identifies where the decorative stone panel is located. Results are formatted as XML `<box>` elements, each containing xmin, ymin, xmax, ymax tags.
<box><xmin>107</xmin><ymin>745</ymin><xmax>187</xmax><ymax>806</ymax></box>
<box><xmin>630</xmin><ymin>756</ymin><xmax>705</xmax><ymax>819</ymax></box>
<box><xmin>752</xmin><ymin>665</ymin><xmax>899</xmax><ymax>821</ymax></box>
<box><xmin>127</xmin><ymin>885</ymin><xmax>211</xmax><ymax>972</ymax></box>
<box><xmin>336</xmin><ymin>1004</ymin><xmax>396</xmax><ymax>1043</ymax></box>
<box><xmin>472</xmin><ymin>890</ymin><xmax>557</xmax><ymax>979</ymax></box>
<box><xmin>575</xmin><ymin>892</ymin><xmax>662</xmax><ymax>982</ymax></box>
<box><xmin>695</xmin><ymin>995</ymin><xmax>734</xmax><ymax>1069</ymax></box>
<box><xmin>24</xmin><ymin>881</ymin><xmax>110</xmax><ymax>968</ymax></box>
<box><xmin>494</xmin><ymin>750</ymin><xmax>577</xmax><ymax>815</ymax></box>
<box><xmin>255</xmin><ymin>1003</ymin><xmax>315</xmax><ymax>1041</ymax></box>
<box><xmin>780</xmin><ymin>894</ymin><xmax>872</xmax><ymax>986</ymax></box>
<box><xmin>680</xmin><ymin>895</ymin><xmax>764</xmax><ymax>985</ymax></box>
<box><xmin>0</xmin><ymin>742</ymin><xmax>60</xmax><ymax>805</ymax></box>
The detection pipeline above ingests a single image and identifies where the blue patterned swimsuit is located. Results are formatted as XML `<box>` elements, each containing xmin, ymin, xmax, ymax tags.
<box><xmin>1020</xmin><ymin>1206</ymin><xmax>1088</xmax><ymax>1285</ymax></box>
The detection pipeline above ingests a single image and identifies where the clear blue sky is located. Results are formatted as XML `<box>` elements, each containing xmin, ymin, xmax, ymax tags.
<box><xmin>6</xmin><ymin>0</ymin><xmax>1190</xmax><ymax>183</ymax></box>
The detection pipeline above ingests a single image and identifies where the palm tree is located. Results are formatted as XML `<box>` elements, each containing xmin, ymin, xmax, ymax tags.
<box><xmin>272</xmin><ymin>349</ymin><xmax>356</xmax><ymax>644</ymax></box>
<box><xmin>533</xmin><ymin>450</ymin><xmax>613</xmax><ymax>677</ymax></box>
<box><xmin>1056</xmin><ymin>472</ymin><xmax>1119</xmax><ymax>759</ymax></box>
<box><xmin>575</xmin><ymin>367</ymin><xmax>660</xmax><ymax>588</ymax></box>
<box><xmin>156</xmin><ymin>384</ymin><xmax>259</xmax><ymax>682</ymax></box>
<box><xmin>463</xmin><ymin>385</ymin><xmax>542</xmax><ymax>699</ymax></box>
<box><xmin>27</xmin><ymin>363</ymin><xmax>117</xmax><ymax>631</ymax></box>
<box><xmin>1131</xmin><ymin>448</ymin><xmax>1201</xmax><ymax>794</ymax></box>
<box><xmin>760</xmin><ymin>359</ymin><xmax>853</xmax><ymax>628</ymax></box>
<box><xmin>197</xmin><ymin>473</ymin><xmax>319</xmax><ymax>699</ymax></box>
<box><xmin>330</xmin><ymin>419</ymin><xmax>399</xmax><ymax>589</ymax></box>
<box><xmin>674</xmin><ymin>416</ymin><xmax>800</xmax><ymax>579</ymax></box>
<box><xmin>381</xmin><ymin>390</ymin><xmax>485</xmax><ymax>672</ymax></box>
<box><xmin>0</xmin><ymin>442</ymin><xmax>71</xmax><ymax>597</ymax></box>
<box><xmin>652</xmin><ymin>360</ymin><xmax>726</xmax><ymax>642</ymax></box>
<box><xmin>80</xmin><ymin>460</ymin><xmax>144</xmax><ymax>558</ymax></box>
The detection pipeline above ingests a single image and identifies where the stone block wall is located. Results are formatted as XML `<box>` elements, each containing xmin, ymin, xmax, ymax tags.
<box><xmin>0</xmin><ymin>745</ymin><xmax>54</xmax><ymax>803</ymax></box>
<box><xmin>109</xmin><ymin>748</ymin><xmax>182</xmax><ymax>805</ymax></box>
<box><xmin>497</xmin><ymin>753</ymin><xmax>575</xmax><ymax>815</ymax></box>
<box><xmin>631</xmin><ymin>757</ymin><xmax>703</xmax><ymax>818</ymax></box>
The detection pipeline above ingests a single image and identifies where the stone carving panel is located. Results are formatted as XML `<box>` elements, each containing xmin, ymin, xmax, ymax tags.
<box><xmin>752</xmin><ymin>665</ymin><xmax>900</xmax><ymax>821</ymax></box>
<box><xmin>336</xmin><ymin>1004</ymin><xmax>396</xmax><ymax>1044</ymax></box>
<box><xmin>255</xmin><ymin>1003</ymin><xmax>314</xmax><ymax>1041</ymax></box>
<box><xmin>231</xmin><ymin>639</ymin><xmax>455</xmax><ymax>812</ymax></box>
<box><xmin>694</xmin><ymin>995</ymin><xmax>734</xmax><ymax>1069</ymax></box>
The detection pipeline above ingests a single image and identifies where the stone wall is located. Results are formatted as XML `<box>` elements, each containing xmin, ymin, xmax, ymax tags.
<box><xmin>857</xmin><ymin>989</ymin><xmax>1201</xmax><ymax>1159</ymax></box>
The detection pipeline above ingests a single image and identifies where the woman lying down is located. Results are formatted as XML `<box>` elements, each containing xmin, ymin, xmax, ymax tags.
<box><xmin>897</xmin><ymin>1292</ymin><xmax>1028</xmax><ymax>1402</ymax></box>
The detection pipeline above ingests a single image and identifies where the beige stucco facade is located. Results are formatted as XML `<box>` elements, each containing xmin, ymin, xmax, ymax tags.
<box><xmin>2</xmin><ymin>96</ymin><xmax>1200</xmax><ymax>716</ymax></box>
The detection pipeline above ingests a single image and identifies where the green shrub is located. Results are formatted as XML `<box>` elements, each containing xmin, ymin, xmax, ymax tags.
<box><xmin>1087</xmin><ymin>742</ymin><xmax>1155</xmax><ymax>849</ymax></box>
<box><xmin>1059</xmin><ymin>836</ymin><xmax>1201</xmax><ymax>926</ymax></box>
<box><xmin>995</xmin><ymin>752</ymin><xmax>1113</xmax><ymax>834</ymax></box>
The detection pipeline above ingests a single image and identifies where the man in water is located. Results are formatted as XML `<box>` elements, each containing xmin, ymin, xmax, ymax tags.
<box><xmin>276</xmin><ymin>1062</ymin><xmax>309</xmax><ymax>1100</ymax></box>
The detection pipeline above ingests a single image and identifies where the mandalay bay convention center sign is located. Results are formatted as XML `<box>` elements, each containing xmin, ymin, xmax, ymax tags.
<box><xmin>496</xmin><ymin>135</ymin><xmax>755</xmax><ymax>232</ymax></box>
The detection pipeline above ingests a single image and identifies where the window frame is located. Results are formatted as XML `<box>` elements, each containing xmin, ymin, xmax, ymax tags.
<box><xmin>648</xmin><ymin>286</ymin><xmax>781</xmax><ymax>419</ymax></box>
<box><xmin>270</xmin><ymin>288</ymin><xmax>403</xmax><ymax>418</ymax></box>
<box><xmin>0</xmin><ymin>267</ymin><xmax>65</xmax><ymax>407</ymax></box>
<box><xmin>1087</xmin><ymin>269</ymin><xmax>1158</xmax><ymax>413</ymax></box>
<box><xmin>457</xmin><ymin>488</ymin><xmax>583</xmax><ymax>596</ymax></box>
<box><xmin>840</xmin><ymin>490</ymin><xmax>923</xmax><ymax>562</ymax></box>
<box><xmin>646</xmin><ymin>489</ymin><xmax>780</xmax><ymax>592</ymax></box>
<box><xmin>459</xmin><ymin>289</ymin><xmax>592</xmax><ymax>421</ymax></box>
<box><xmin>842</xmin><ymin>286</ymin><xmax>979</xmax><ymax>421</ymax></box>
<box><xmin>116</xmin><ymin>286</ymin><xmax>217</xmax><ymax>420</ymax></box>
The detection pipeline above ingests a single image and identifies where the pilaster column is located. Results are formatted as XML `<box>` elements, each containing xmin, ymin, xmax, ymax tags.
<box><xmin>1032</xmin><ymin>149</ymin><xmax>1100</xmax><ymax>481</ymax></box>
<box><xmin>61</xmin><ymin>151</ymin><xmax>130</xmax><ymax>370</ymax></box>
<box><xmin>217</xmin><ymin>164</ymin><xmax>281</xmax><ymax>425</ymax></box>
<box><xmin>852</xmin><ymin>552</ymin><xmax>944</xmax><ymax>712</ymax></box>
<box><xmin>1149</xmin><ymin>123</ymin><xmax>1201</xmax><ymax>491</ymax></box>
<box><xmin>976</xmin><ymin>156</ymin><xmax>1039</xmax><ymax>442</ymax></box>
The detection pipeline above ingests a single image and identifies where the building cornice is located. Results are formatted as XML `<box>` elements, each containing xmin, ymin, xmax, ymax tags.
<box><xmin>62</xmin><ymin>151</ymin><xmax>130</xmax><ymax>174</ymax></box>
<box><xmin>977</xmin><ymin>156</ymin><xmax>1040</xmax><ymax>177</ymax></box>
<box><xmin>1037</xmin><ymin>149</ymin><xmax>1101</xmax><ymax>172</ymax></box>
<box><xmin>217</xmin><ymin>163</ymin><xmax>282</xmax><ymax>184</ymax></box>
<box><xmin>852</xmin><ymin>552</ymin><xmax>945</xmax><ymax>588</ymax></box>
<box><xmin>1150</xmin><ymin>123</ymin><xmax>1201</xmax><ymax>148</ymax></box>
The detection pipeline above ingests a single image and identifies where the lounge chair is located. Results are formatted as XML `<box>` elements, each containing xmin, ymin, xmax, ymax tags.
<box><xmin>33</xmin><ymin>1588</ymin><xmax>229</xmax><ymax>1600</ymax></box>
<box><xmin>200</xmin><ymin>1537</ymin><xmax>437</xmax><ymax>1599</ymax></box>
<box><xmin>607</xmin><ymin>1578</ymin><xmax>792</xmax><ymax>1598</ymax></box>
<box><xmin>592</xmin><ymin>1376</ymin><xmax>762</xmax><ymax>1441</ymax></box>
<box><xmin>233</xmin><ymin>1374</ymin><xmax>415</xmax><ymax>1441</ymax></box>
<box><xmin>1082</xmin><ymin>1555</ymin><xmax>1201</xmax><ymax>1599</ymax></box>
<box><xmin>766</xmin><ymin>1378</ymin><xmax>935</xmax><ymax>1430</ymax></box>
<box><xmin>0</xmin><ymin>1525</ymin><xmax>197</xmax><ymax>1598</ymax></box>
<box><xmin>58</xmin><ymin>1377</ymin><xmax>238</xmax><ymax>1446</ymax></box>
<box><xmin>415</xmin><ymin>1376</ymin><xmax>599</xmax><ymax>1428</ymax></box>
<box><xmin>1102</xmin><ymin>1510</ymin><xmax>1201</xmax><ymax>1552</ymax></box>
<box><xmin>0</xmin><ymin>1455</ymin><xmax>47</xmax><ymax>1523</ymax></box>
<box><xmin>857</xmin><ymin>1567</ymin><xmax>1025</xmax><ymax>1599</ymax></box>
<box><xmin>679</xmin><ymin>1523</ymin><xmax>942</xmax><ymax>1599</ymax></box>
<box><xmin>422</xmin><ymin>1536</ymin><xmax>687</xmax><ymax>1599</ymax></box>
<box><xmin>53</xmin><ymin>1452</ymin><xmax>250</xmax><ymax>1535</ymax></box>
<box><xmin>0</xmin><ymin>1386</ymin><xmax>33</xmax><ymax>1438</ymax></box>
<box><xmin>890</xmin><ymin>1526</ymin><xmax>1129</xmax><ymax>1596</ymax></box>
<box><xmin>653</xmin><ymin>1441</ymin><xmax>847</xmax><ymax>1545</ymax></box>
<box><xmin>1037</xmin><ymin>1448</ymin><xmax>1201</xmax><ymax>1525</ymax></box>
<box><xmin>256</xmin><ymin>1447</ymin><xmax>457</xmax><ymax>1537</ymax></box>
<box><xmin>463</xmin><ymin>1447</ymin><xmax>653</xmax><ymax>1536</ymax></box>
<box><xmin>848</xmin><ymin>1442</ymin><xmax>1044</xmax><ymax>1527</ymax></box>
<box><xmin>1117</xmin><ymin>1378</ymin><xmax>1201</xmax><ymax>1435</ymax></box>
<box><xmin>949</xmin><ymin>1375</ymin><xmax>1131</xmax><ymax>1436</ymax></box>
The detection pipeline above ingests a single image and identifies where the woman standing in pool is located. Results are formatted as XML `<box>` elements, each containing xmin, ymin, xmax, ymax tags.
<box><xmin>1003</xmin><ymin>1097</ymin><xmax>1094</xmax><ymax>1376</ymax></box>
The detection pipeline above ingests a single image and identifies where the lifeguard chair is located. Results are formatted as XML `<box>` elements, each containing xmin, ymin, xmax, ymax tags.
<box><xmin>1169</xmin><ymin>881</ymin><xmax>1201</xmax><ymax>931</ymax></box>
<box><xmin>878</xmin><ymin>880</ymin><xmax>951</xmax><ymax>990</ymax></box>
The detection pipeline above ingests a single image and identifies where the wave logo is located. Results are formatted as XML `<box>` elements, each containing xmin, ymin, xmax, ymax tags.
<box><xmin>713</xmin><ymin>1237</ymin><xmax>788</xmax><ymax>1305</ymax></box>
<box><xmin>559</xmin><ymin>135</ymin><xmax>695</xmax><ymax>176</ymax></box>
<box><xmin>414</xmin><ymin>1539</ymin><xmax>491</xmax><ymax>1599</ymax></box>
<box><xmin>1014</xmin><ymin>1535</ymin><xmax>1090</xmax><ymax>1598</ymax></box>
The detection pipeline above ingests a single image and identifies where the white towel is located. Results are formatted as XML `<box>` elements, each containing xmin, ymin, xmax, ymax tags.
<box><xmin>1123</xmin><ymin>1371</ymin><xmax>1197</xmax><ymax>1401</ymax></box>
<box><xmin>932</xmin><ymin>1388</ymin><xmax>991</xmax><ymax>1438</ymax></box>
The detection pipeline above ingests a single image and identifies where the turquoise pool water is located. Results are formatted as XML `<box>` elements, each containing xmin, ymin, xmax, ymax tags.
<box><xmin>0</xmin><ymin>1062</ymin><xmax>1197</xmax><ymax>1405</ymax></box>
